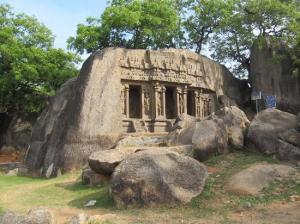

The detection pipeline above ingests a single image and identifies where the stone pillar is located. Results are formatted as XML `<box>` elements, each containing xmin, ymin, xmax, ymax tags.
<box><xmin>154</xmin><ymin>82</ymin><xmax>161</xmax><ymax>119</ymax></box>
<box><xmin>141</xmin><ymin>86</ymin><xmax>145</xmax><ymax>119</ymax></box>
<box><xmin>183</xmin><ymin>86</ymin><xmax>188</xmax><ymax>114</ymax></box>
<box><xmin>195</xmin><ymin>91</ymin><xmax>200</xmax><ymax>118</ymax></box>
<box><xmin>161</xmin><ymin>86</ymin><xmax>166</xmax><ymax>118</ymax></box>
<box><xmin>176</xmin><ymin>87</ymin><xmax>182</xmax><ymax>116</ymax></box>
<box><xmin>123</xmin><ymin>84</ymin><xmax>129</xmax><ymax>118</ymax></box>
<box><xmin>142</xmin><ymin>86</ymin><xmax>151</xmax><ymax>119</ymax></box>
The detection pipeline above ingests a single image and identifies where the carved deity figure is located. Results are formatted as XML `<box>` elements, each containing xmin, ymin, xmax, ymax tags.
<box><xmin>179</xmin><ymin>94</ymin><xmax>184</xmax><ymax>114</ymax></box>
<box><xmin>157</xmin><ymin>92</ymin><xmax>163</xmax><ymax>116</ymax></box>
<box><xmin>144</xmin><ymin>90</ymin><xmax>150</xmax><ymax>115</ymax></box>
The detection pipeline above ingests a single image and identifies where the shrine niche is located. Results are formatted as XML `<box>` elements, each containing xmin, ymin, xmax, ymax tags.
<box><xmin>120</xmin><ymin>51</ymin><xmax>218</xmax><ymax>133</ymax></box>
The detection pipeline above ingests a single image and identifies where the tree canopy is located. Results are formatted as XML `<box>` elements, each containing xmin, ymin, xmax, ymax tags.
<box><xmin>0</xmin><ymin>4</ymin><xmax>80</xmax><ymax>115</ymax></box>
<box><xmin>68</xmin><ymin>0</ymin><xmax>182</xmax><ymax>54</ymax></box>
<box><xmin>209</xmin><ymin>0</ymin><xmax>300</xmax><ymax>78</ymax></box>
<box><xmin>69</xmin><ymin>0</ymin><xmax>300</xmax><ymax>79</ymax></box>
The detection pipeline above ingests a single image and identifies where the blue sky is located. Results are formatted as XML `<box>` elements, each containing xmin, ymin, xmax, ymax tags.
<box><xmin>1</xmin><ymin>0</ymin><xmax>107</xmax><ymax>55</ymax></box>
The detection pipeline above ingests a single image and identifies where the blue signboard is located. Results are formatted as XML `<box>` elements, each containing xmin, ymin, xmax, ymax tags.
<box><xmin>265</xmin><ymin>95</ymin><xmax>277</xmax><ymax>108</ymax></box>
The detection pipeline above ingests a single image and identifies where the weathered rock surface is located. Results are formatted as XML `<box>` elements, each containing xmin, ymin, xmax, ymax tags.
<box><xmin>114</xmin><ymin>135</ymin><xmax>166</xmax><ymax>148</ymax></box>
<box><xmin>89</xmin><ymin>144</ymin><xmax>193</xmax><ymax>175</ymax></box>
<box><xmin>192</xmin><ymin>119</ymin><xmax>228</xmax><ymax>161</ymax></box>
<box><xmin>297</xmin><ymin>112</ymin><xmax>300</xmax><ymax>131</ymax></box>
<box><xmin>247</xmin><ymin>109</ymin><xmax>300</xmax><ymax>162</ymax></box>
<box><xmin>81</xmin><ymin>168</ymin><xmax>110</xmax><ymax>186</ymax></box>
<box><xmin>227</xmin><ymin>164</ymin><xmax>297</xmax><ymax>195</ymax></box>
<box><xmin>67</xmin><ymin>214</ymin><xmax>117</xmax><ymax>224</ymax></box>
<box><xmin>0</xmin><ymin>115</ymin><xmax>36</xmax><ymax>153</ymax></box>
<box><xmin>89</xmin><ymin>147</ymin><xmax>138</xmax><ymax>175</ymax></box>
<box><xmin>166</xmin><ymin>106</ymin><xmax>248</xmax><ymax>161</ymax></box>
<box><xmin>209</xmin><ymin>106</ymin><xmax>250</xmax><ymax>149</ymax></box>
<box><xmin>251</xmin><ymin>38</ymin><xmax>300</xmax><ymax>113</ymax></box>
<box><xmin>25</xmin><ymin>48</ymin><xmax>248</xmax><ymax>176</ymax></box>
<box><xmin>279</xmin><ymin>129</ymin><xmax>300</xmax><ymax>148</ymax></box>
<box><xmin>67</xmin><ymin>214</ymin><xmax>88</xmax><ymax>224</ymax></box>
<box><xmin>0</xmin><ymin>211</ymin><xmax>24</xmax><ymax>224</ymax></box>
<box><xmin>166</xmin><ymin>114</ymin><xmax>197</xmax><ymax>146</ymax></box>
<box><xmin>111</xmin><ymin>148</ymin><xmax>207</xmax><ymax>207</ymax></box>
<box><xmin>26</xmin><ymin>49</ymin><xmax>123</xmax><ymax>176</ymax></box>
<box><xmin>0</xmin><ymin>209</ymin><xmax>53</xmax><ymax>224</ymax></box>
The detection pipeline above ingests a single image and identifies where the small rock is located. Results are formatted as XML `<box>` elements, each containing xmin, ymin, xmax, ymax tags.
<box><xmin>68</xmin><ymin>213</ymin><xmax>88</xmax><ymax>224</ymax></box>
<box><xmin>85</xmin><ymin>200</ymin><xmax>97</xmax><ymax>207</ymax></box>
<box><xmin>45</xmin><ymin>164</ymin><xmax>54</xmax><ymax>179</ymax></box>
<box><xmin>23</xmin><ymin>208</ymin><xmax>54</xmax><ymax>224</ymax></box>
<box><xmin>243</xmin><ymin>201</ymin><xmax>252</xmax><ymax>209</ymax></box>
<box><xmin>56</xmin><ymin>168</ymin><xmax>62</xmax><ymax>177</ymax></box>
<box><xmin>6</xmin><ymin>169</ymin><xmax>18</xmax><ymax>176</ymax></box>
<box><xmin>289</xmin><ymin>195</ymin><xmax>300</xmax><ymax>202</ymax></box>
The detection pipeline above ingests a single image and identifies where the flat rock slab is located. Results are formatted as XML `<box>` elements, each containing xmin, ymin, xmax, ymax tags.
<box><xmin>89</xmin><ymin>147</ymin><xmax>137</xmax><ymax>175</ymax></box>
<box><xmin>227</xmin><ymin>163</ymin><xmax>297</xmax><ymax>195</ymax></box>
<box><xmin>114</xmin><ymin>135</ymin><xmax>167</xmax><ymax>148</ymax></box>
<box><xmin>89</xmin><ymin>145</ymin><xmax>193</xmax><ymax>176</ymax></box>
<box><xmin>111</xmin><ymin>148</ymin><xmax>208</xmax><ymax>207</ymax></box>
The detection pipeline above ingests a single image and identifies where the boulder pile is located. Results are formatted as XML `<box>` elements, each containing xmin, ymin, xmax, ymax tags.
<box><xmin>86</xmin><ymin>106</ymin><xmax>250</xmax><ymax>207</ymax></box>
<box><xmin>166</xmin><ymin>106</ymin><xmax>250</xmax><ymax>160</ymax></box>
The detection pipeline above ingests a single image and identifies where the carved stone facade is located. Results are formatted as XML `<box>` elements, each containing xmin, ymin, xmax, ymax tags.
<box><xmin>120</xmin><ymin>51</ymin><xmax>217</xmax><ymax>132</ymax></box>
<box><xmin>26</xmin><ymin>48</ymin><xmax>246</xmax><ymax>173</ymax></box>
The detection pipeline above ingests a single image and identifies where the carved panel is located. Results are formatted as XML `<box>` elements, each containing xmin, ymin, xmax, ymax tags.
<box><xmin>119</xmin><ymin>53</ymin><xmax>206</xmax><ymax>86</ymax></box>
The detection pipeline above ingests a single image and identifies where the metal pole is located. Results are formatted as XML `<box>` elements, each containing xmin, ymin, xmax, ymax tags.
<box><xmin>256</xmin><ymin>99</ymin><xmax>258</xmax><ymax>114</ymax></box>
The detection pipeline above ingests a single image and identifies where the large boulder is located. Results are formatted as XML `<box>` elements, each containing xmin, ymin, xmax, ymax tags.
<box><xmin>0</xmin><ymin>115</ymin><xmax>36</xmax><ymax>153</ymax></box>
<box><xmin>167</xmin><ymin>106</ymin><xmax>248</xmax><ymax>150</ymax></box>
<box><xmin>209</xmin><ymin>106</ymin><xmax>250</xmax><ymax>149</ymax></box>
<box><xmin>114</xmin><ymin>135</ymin><xmax>166</xmax><ymax>148</ymax></box>
<box><xmin>166</xmin><ymin>114</ymin><xmax>197</xmax><ymax>146</ymax></box>
<box><xmin>250</xmin><ymin>37</ymin><xmax>300</xmax><ymax>113</ymax></box>
<box><xmin>25</xmin><ymin>48</ymin><xmax>248</xmax><ymax>177</ymax></box>
<box><xmin>26</xmin><ymin>49</ymin><xmax>125</xmax><ymax>176</ymax></box>
<box><xmin>111</xmin><ymin>148</ymin><xmax>207</xmax><ymax>207</ymax></box>
<box><xmin>89</xmin><ymin>147</ymin><xmax>137</xmax><ymax>175</ymax></box>
<box><xmin>89</xmin><ymin>145</ymin><xmax>193</xmax><ymax>176</ymax></box>
<box><xmin>192</xmin><ymin>119</ymin><xmax>228</xmax><ymax>161</ymax></box>
<box><xmin>246</xmin><ymin>109</ymin><xmax>299</xmax><ymax>162</ymax></box>
<box><xmin>227</xmin><ymin>163</ymin><xmax>297</xmax><ymax>195</ymax></box>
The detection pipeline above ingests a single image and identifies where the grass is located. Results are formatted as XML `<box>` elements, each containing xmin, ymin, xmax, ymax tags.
<box><xmin>0</xmin><ymin>172</ymin><xmax>114</xmax><ymax>213</ymax></box>
<box><xmin>0</xmin><ymin>150</ymin><xmax>299</xmax><ymax>224</ymax></box>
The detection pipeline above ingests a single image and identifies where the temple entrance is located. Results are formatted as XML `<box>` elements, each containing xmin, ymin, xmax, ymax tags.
<box><xmin>165</xmin><ymin>86</ymin><xmax>177</xmax><ymax>119</ymax></box>
<box><xmin>129</xmin><ymin>85</ymin><xmax>142</xmax><ymax>118</ymax></box>
<box><xmin>187</xmin><ymin>90</ymin><xmax>195</xmax><ymax>116</ymax></box>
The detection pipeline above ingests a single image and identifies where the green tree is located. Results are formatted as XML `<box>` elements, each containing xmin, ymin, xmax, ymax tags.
<box><xmin>0</xmin><ymin>4</ymin><xmax>80</xmax><ymax>115</ymax></box>
<box><xmin>68</xmin><ymin>0</ymin><xmax>182</xmax><ymax>54</ymax></box>
<box><xmin>209</xmin><ymin>0</ymin><xmax>300</xmax><ymax>78</ymax></box>
<box><xmin>182</xmin><ymin>0</ymin><xmax>233</xmax><ymax>53</ymax></box>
